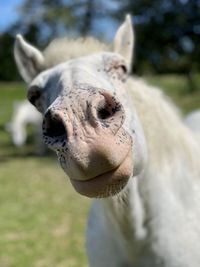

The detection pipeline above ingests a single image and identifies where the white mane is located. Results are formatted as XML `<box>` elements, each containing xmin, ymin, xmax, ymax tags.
<box><xmin>185</xmin><ymin>109</ymin><xmax>200</xmax><ymax>135</ymax></box>
<box><xmin>44</xmin><ymin>37</ymin><xmax>108</xmax><ymax>68</ymax></box>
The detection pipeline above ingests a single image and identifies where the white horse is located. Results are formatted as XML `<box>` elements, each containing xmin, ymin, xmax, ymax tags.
<box><xmin>7</xmin><ymin>100</ymin><xmax>44</xmax><ymax>153</ymax></box>
<box><xmin>185</xmin><ymin>109</ymin><xmax>200</xmax><ymax>134</ymax></box>
<box><xmin>14</xmin><ymin>15</ymin><xmax>200</xmax><ymax>267</ymax></box>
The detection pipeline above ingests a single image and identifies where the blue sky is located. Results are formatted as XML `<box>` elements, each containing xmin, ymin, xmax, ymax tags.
<box><xmin>0</xmin><ymin>0</ymin><xmax>120</xmax><ymax>40</ymax></box>
<box><xmin>0</xmin><ymin>0</ymin><xmax>23</xmax><ymax>32</ymax></box>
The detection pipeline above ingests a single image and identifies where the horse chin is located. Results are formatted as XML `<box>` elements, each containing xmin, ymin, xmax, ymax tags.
<box><xmin>68</xmin><ymin>148</ymin><xmax>133</xmax><ymax>198</ymax></box>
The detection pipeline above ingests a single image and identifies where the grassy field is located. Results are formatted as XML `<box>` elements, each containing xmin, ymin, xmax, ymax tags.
<box><xmin>0</xmin><ymin>76</ymin><xmax>200</xmax><ymax>267</ymax></box>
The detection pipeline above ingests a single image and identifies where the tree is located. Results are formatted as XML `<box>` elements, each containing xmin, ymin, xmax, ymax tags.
<box><xmin>109</xmin><ymin>0</ymin><xmax>200</xmax><ymax>80</ymax></box>
<box><xmin>10</xmin><ymin>0</ymin><xmax>99</xmax><ymax>47</ymax></box>
<box><xmin>0</xmin><ymin>33</ymin><xmax>20</xmax><ymax>81</ymax></box>
<box><xmin>0</xmin><ymin>0</ymin><xmax>98</xmax><ymax>80</ymax></box>
<box><xmin>1</xmin><ymin>0</ymin><xmax>200</xmax><ymax>82</ymax></box>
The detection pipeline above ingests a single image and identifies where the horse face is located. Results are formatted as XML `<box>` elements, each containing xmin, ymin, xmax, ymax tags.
<box><xmin>14</xmin><ymin>15</ymin><xmax>147</xmax><ymax>198</ymax></box>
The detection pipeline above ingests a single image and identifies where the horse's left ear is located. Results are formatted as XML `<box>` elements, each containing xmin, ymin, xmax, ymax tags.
<box><xmin>113</xmin><ymin>14</ymin><xmax>134</xmax><ymax>71</ymax></box>
<box><xmin>14</xmin><ymin>35</ymin><xmax>45</xmax><ymax>84</ymax></box>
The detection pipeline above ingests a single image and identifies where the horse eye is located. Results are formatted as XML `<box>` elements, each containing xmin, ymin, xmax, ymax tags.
<box><xmin>27</xmin><ymin>86</ymin><xmax>41</xmax><ymax>106</ymax></box>
<box><xmin>119</xmin><ymin>64</ymin><xmax>127</xmax><ymax>73</ymax></box>
<box><xmin>113</xmin><ymin>64</ymin><xmax>128</xmax><ymax>81</ymax></box>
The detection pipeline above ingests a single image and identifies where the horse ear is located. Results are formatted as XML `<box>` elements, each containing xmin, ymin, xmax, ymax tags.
<box><xmin>14</xmin><ymin>34</ymin><xmax>45</xmax><ymax>84</ymax></box>
<box><xmin>113</xmin><ymin>14</ymin><xmax>134</xmax><ymax>71</ymax></box>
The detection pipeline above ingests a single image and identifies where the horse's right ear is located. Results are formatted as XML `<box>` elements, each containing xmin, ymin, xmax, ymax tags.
<box><xmin>14</xmin><ymin>35</ymin><xmax>45</xmax><ymax>84</ymax></box>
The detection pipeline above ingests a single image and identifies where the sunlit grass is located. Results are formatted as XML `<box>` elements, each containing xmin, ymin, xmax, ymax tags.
<box><xmin>0</xmin><ymin>157</ymin><xmax>90</xmax><ymax>267</ymax></box>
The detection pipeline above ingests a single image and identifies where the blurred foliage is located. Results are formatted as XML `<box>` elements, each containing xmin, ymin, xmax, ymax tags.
<box><xmin>10</xmin><ymin>0</ymin><xmax>98</xmax><ymax>46</ymax></box>
<box><xmin>0</xmin><ymin>34</ymin><xmax>19</xmax><ymax>81</ymax></box>
<box><xmin>0</xmin><ymin>0</ymin><xmax>200</xmax><ymax>91</ymax></box>
<box><xmin>110</xmin><ymin>0</ymin><xmax>200</xmax><ymax>77</ymax></box>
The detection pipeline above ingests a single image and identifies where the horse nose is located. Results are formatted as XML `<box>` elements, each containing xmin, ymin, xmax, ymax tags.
<box><xmin>42</xmin><ymin>91</ymin><xmax>125</xmax><ymax>148</ymax></box>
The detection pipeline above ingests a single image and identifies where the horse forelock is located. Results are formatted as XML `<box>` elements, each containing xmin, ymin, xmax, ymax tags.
<box><xmin>43</xmin><ymin>37</ymin><xmax>109</xmax><ymax>68</ymax></box>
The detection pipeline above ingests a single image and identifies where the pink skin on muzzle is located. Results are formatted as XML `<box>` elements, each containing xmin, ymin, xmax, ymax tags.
<box><xmin>43</xmin><ymin>89</ymin><xmax>134</xmax><ymax>197</ymax></box>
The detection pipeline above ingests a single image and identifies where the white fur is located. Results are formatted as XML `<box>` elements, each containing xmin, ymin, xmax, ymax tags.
<box><xmin>14</xmin><ymin>34</ymin><xmax>45</xmax><ymax>83</ymax></box>
<box><xmin>14</xmin><ymin>16</ymin><xmax>200</xmax><ymax>267</ymax></box>
<box><xmin>185</xmin><ymin>109</ymin><xmax>200</xmax><ymax>134</ymax></box>
<box><xmin>44</xmin><ymin>37</ymin><xmax>107</xmax><ymax>69</ymax></box>
<box><xmin>113</xmin><ymin>15</ymin><xmax>134</xmax><ymax>70</ymax></box>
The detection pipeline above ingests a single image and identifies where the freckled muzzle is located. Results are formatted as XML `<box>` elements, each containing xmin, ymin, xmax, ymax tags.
<box><xmin>42</xmin><ymin>88</ymin><xmax>133</xmax><ymax>197</ymax></box>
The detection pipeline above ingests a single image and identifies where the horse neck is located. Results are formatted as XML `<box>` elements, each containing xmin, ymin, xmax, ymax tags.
<box><xmin>100</xmin><ymin>177</ymin><xmax>147</xmax><ymax>241</ymax></box>
<box><xmin>128</xmin><ymin>77</ymin><xmax>200</xmax><ymax>169</ymax></box>
<box><xmin>97</xmin><ymin>76</ymin><xmax>200</xmax><ymax>243</ymax></box>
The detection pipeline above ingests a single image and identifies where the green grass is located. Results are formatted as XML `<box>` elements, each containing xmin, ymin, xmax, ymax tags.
<box><xmin>0</xmin><ymin>76</ymin><xmax>200</xmax><ymax>267</ymax></box>
<box><xmin>0</xmin><ymin>158</ymin><xmax>89</xmax><ymax>267</ymax></box>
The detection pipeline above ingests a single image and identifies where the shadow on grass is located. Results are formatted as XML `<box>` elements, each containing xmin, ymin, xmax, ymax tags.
<box><xmin>0</xmin><ymin>149</ymin><xmax>55</xmax><ymax>163</ymax></box>
<box><xmin>0</xmin><ymin>125</ymin><xmax>55</xmax><ymax>163</ymax></box>
<box><xmin>0</xmin><ymin>147</ymin><xmax>55</xmax><ymax>163</ymax></box>
<box><xmin>0</xmin><ymin>124</ymin><xmax>6</xmax><ymax>131</ymax></box>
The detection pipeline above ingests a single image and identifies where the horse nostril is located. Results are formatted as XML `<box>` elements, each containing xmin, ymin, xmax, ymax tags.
<box><xmin>43</xmin><ymin>111</ymin><xmax>67</xmax><ymax>139</ymax></box>
<box><xmin>98</xmin><ymin>104</ymin><xmax>112</xmax><ymax>120</ymax></box>
<box><xmin>97</xmin><ymin>96</ymin><xmax>122</xmax><ymax>121</ymax></box>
